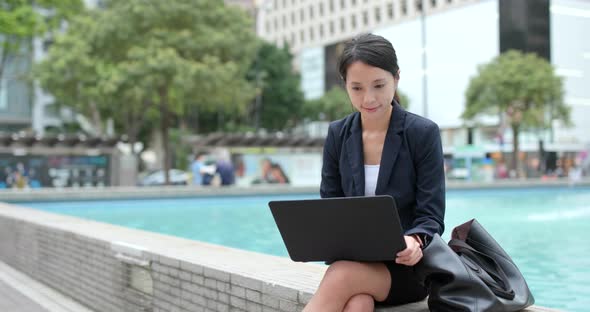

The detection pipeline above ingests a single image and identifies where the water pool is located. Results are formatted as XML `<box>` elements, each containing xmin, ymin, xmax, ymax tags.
<box><xmin>19</xmin><ymin>187</ymin><xmax>590</xmax><ymax>311</ymax></box>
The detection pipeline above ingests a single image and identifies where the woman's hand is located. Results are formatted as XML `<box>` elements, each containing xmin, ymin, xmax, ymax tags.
<box><xmin>395</xmin><ymin>235</ymin><xmax>423</xmax><ymax>266</ymax></box>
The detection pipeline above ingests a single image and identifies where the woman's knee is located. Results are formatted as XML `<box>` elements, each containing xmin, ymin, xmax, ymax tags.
<box><xmin>343</xmin><ymin>294</ymin><xmax>374</xmax><ymax>312</ymax></box>
<box><xmin>320</xmin><ymin>261</ymin><xmax>390</xmax><ymax>302</ymax></box>
<box><xmin>324</xmin><ymin>261</ymin><xmax>359</xmax><ymax>285</ymax></box>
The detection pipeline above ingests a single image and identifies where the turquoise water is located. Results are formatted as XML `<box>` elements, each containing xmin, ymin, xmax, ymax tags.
<box><xmin>19</xmin><ymin>187</ymin><xmax>590</xmax><ymax>311</ymax></box>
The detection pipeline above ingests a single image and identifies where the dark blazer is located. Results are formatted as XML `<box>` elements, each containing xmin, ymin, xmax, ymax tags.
<box><xmin>320</xmin><ymin>103</ymin><xmax>445</xmax><ymax>238</ymax></box>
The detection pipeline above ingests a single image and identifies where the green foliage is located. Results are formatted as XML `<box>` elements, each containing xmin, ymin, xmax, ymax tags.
<box><xmin>169</xmin><ymin>127</ymin><xmax>191</xmax><ymax>170</ymax></box>
<box><xmin>463</xmin><ymin>50</ymin><xmax>570</xmax><ymax>172</ymax></box>
<box><xmin>463</xmin><ymin>50</ymin><xmax>569</xmax><ymax>128</ymax></box>
<box><xmin>303</xmin><ymin>86</ymin><xmax>352</xmax><ymax>121</ymax></box>
<box><xmin>35</xmin><ymin>0</ymin><xmax>258</xmax><ymax>183</ymax></box>
<box><xmin>396</xmin><ymin>89</ymin><xmax>410</xmax><ymax>110</ymax></box>
<box><xmin>247</xmin><ymin>41</ymin><xmax>304</xmax><ymax>131</ymax></box>
<box><xmin>0</xmin><ymin>0</ymin><xmax>83</xmax><ymax>92</ymax></box>
<box><xmin>0</xmin><ymin>0</ymin><xmax>82</xmax><ymax>38</ymax></box>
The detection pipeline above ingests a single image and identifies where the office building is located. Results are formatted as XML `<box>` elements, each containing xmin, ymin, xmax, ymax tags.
<box><xmin>256</xmin><ymin>0</ymin><xmax>590</xmax><ymax>153</ymax></box>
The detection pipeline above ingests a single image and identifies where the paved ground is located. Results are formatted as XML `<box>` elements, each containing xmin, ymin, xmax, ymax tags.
<box><xmin>0</xmin><ymin>279</ymin><xmax>49</xmax><ymax>312</ymax></box>
<box><xmin>0</xmin><ymin>261</ymin><xmax>94</xmax><ymax>312</ymax></box>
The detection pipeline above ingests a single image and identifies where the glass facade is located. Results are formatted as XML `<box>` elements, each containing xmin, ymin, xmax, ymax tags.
<box><xmin>551</xmin><ymin>0</ymin><xmax>590</xmax><ymax>144</ymax></box>
<box><xmin>0</xmin><ymin>38</ymin><xmax>33</xmax><ymax>131</ymax></box>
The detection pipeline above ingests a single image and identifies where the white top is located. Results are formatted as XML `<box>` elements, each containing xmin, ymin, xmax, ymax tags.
<box><xmin>364</xmin><ymin>165</ymin><xmax>380</xmax><ymax>196</ymax></box>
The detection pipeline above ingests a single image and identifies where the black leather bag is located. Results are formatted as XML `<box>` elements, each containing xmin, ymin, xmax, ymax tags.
<box><xmin>417</xmin><ymin>219</ymin><xmax>535</xmax><ymax>312</ymax></box>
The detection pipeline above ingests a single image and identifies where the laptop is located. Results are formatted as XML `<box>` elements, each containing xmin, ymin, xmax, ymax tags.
<box><xmin>268</xmin><ymin>195</ymin><xmax>406</xmax><ymax>263</ymax></box>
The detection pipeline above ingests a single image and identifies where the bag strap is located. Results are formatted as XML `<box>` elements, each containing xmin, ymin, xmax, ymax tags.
<box><xmin>449</xmin><ymin>239</ymin><xmax>516</xmax><ymax>300</ymax></box>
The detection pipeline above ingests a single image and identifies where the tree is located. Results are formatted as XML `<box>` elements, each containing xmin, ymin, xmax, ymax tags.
<box><xmin>303</xmin><ymin>86</ymin><xmax>351</xmax><ymax>121</ymax></box>
<box><xmin>0</xmin><ymin>0</ymin><xmax>82</xmax><ymax>95</ymax></box>
<box><xmin>247</xmin><ymin>41</ymin><xmax>304</xmax><ymax>131</ymax></box>
<box><xmin>463</xmin><ymin>50</ymin><xmax>570</xmax><ymax>174</ymax></box>
<box><xmin>35</xmin><ymin>13</ymin><xmax>109</xmax><ymax>134</ymax></box>
<box><xmin>396</xmin><ymin>89</ymin><xmax>410</xmax><ymax>110</ymax></box>
<box><xmin>35</xmin><ymin>0</ymin><xmax>258</xmax><ymax>184</ymax></box>
<box><xmin>302</xmin><ymin>86</ymin><xmax>410</xmax><ymax>122</ymax></box>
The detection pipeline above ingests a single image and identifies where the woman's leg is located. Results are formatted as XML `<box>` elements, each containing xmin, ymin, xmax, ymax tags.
<box><xmin>302</xmin><ymin>261</ymin><xmax>390</xmax><ymax>312</ymax></box>
<box><xmin>343</xmin><ymin>294</ymin><xmax>374</xmax><ymax>312</ymax></box>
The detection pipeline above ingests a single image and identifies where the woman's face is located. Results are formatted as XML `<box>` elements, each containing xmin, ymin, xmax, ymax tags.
<box><xmin>345</xmin><ymin>61</ymin><xmax>398</xmax><ymax>120</ymax></box>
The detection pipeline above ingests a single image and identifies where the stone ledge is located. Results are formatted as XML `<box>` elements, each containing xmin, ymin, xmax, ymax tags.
<box><xmin>0</xmin><ymin>202</ymin><xmax>562</xmax><ymax>312</ymax></box>
<box><xmin>376</xmin><ymin>299</ymin><xmax>559</xmax><ymax>312</ymax></box>
<box><xmin>1</xmin><ymin>178</ymin><xmax>589</xmax><ymax>203</ymax></box>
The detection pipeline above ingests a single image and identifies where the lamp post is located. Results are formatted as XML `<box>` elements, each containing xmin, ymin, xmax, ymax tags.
<box><xmin>253</xmin><ymin>0</ymin><xmax>271</xmax><ymax>131</ymax></box>
<box><xmin>420</xmin><ymin>0</ymin><xmax>428</xmax><ymax>118</ymax></box>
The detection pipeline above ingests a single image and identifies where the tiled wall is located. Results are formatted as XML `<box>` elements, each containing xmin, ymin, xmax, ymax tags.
<box><xmin>0</xmin><ymin>203</ymin><xmax>321</xmax><ymax>312</ymax></box>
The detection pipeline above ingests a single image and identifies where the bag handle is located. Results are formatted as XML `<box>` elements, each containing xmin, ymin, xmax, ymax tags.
<box><xmin>449</xmin><ymin>239</ymin><xmax>516</xmax><ymax>300</ymax></box>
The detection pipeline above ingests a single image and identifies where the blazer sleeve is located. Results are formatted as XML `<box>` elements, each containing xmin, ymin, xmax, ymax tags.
<box><xmin>405</xmin><ymin>122</ymin><xmax>446</xmax><ymax>237</ymax></box>
<box><xmin>320</xmin><ymin>124</ymin><xmax>345</xmax><ymax>198</ymax></box>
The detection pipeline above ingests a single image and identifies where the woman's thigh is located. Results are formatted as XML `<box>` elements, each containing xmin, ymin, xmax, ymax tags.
<box><xmin>321</xmin><ymin>260</ymin><xmax>391</xmax><ymax>302</ymax></box>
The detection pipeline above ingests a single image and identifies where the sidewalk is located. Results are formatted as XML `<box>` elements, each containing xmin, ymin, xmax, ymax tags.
<box><xmin>0</xmin><ymin>279</ymin><xmax>48</xmax><ymax>312</ymax></box>
<box><xmin>0</xmin><ymin>261</ymin><xmax>94</xmax><ymax>312</ymax></box>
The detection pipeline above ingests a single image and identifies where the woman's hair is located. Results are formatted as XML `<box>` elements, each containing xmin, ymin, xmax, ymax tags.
<box><xmin>337</xmin><ymin>33</ymin><xmax>401</xmax><ymax>104</ymax></box>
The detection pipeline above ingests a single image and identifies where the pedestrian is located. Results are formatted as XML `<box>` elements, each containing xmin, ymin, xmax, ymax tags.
<box><xmin>190</xmin><ymin>152</ymin><xmax>207</xmax><ymax>186</ymax></box>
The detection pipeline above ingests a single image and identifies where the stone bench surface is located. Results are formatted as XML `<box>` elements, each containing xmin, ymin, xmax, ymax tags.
<box><xmin>376</xmin><ymin>300</ymin><xmax>559</xmax><ymax>312</ymax></box>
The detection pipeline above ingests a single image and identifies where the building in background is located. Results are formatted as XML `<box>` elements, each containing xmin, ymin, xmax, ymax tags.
<box><xmin>256</xmin><ymin>0</ymin><xmax>590</xmax><ymax>157</ymax></box>
<box><xmin>0</xmin><ymin>39</ymin><xmax>33</xmax><ymax>132</ymax></box>
<box><xmin>225</xmin><ymin>0</ymin><xmax>257</xmax><ymax>15</ymax></box>
<box><xmin>0</xmin><ymin>0</ymin><xmax>105</xmax><ymax>135</ymax></box>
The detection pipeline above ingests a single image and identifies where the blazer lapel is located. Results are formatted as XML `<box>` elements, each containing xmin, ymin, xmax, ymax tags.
<box><xmin>375</xmin><ymin>103</ymin><xmax>406</xmax><ymax>195</ymax></box>
<box><xmin>345</xmin><ymin>113</ymin><xmax>365</xmax><ymax>196</ymax></box>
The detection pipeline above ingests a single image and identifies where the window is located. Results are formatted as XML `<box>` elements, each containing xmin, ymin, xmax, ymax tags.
<box><xmin>329</xmin><ymin>0</ymin><xmax>334</xmax><ymax>12</ymax></box>
<box><xmin>283</xmin><ymin>15</ymin><xmax>287</xmax><ymax>28</ymax></box>
<box><xmin>415</xmin><ymin>0</ymin><xmax>423</xmax><ymax>12</ymax></box>
<box><xmin>319</xmin><ymin>24</ymin><xmax>324</xmax><ymax>38</ymax></box>
<box><xmin>266</xmin><ymin>21</ymin><xmax>271</xmax><ymax>33</ymax></box>
<box><xmin>310</xmin><ymin>5</ymin><xmax>314</xmax><ymax>19</ymax></box>
<box><xmin>329</xmin><ymin>20</ymin><xmax>335</xmax><ymax>34</ymax></box>
<box><xmin>387</xmin><ymin>2</ymin><xmax>394</xmax><ymax>19</ymax></box>
<box><xmin>320</xmin><ymin>2</ymin><xmax>324</xmax><ymax>16</ymax></box>
<box><xmin>300</xmin><ymin>30</ymin><xmax>305</xmax><ymax>43</ymax></box>
<box><xmin>340</xmin><ymin>17</ymin><xmax>346</xmax><ymax>32</ymax></box>
<box><xmin>291</xmin><ymin>33</ymin><xmax>296</xmax><ymax>46</ymax></box>
<box><xmin>431</xmin><ymin>0</ymin><xmax>437</xmax><ymax>8</ymax></box>
<box><xmin>274</xmin><ymin>18</ymin><xmax>278</xmax><ymax>29</ymax></box>
<box><xmin>401</xmin><ymin>0</ymin><xmax>407</xmax><ymax>15</ymax></box>
<box><xmin>375</xmin><ymin>6</ymin><xmax>381</xmax><ymax>23</ymax></box>
<box><xmin>310</xmin><ymin>27</ymin><xmax>315</xmax><ymax>41</ymax></box>
<box><xmin>362</xmin><ymin>10</ymin><xmax>369</xmax><ymax>25</ymax></box>
<box><xmin>351</xmin><ymin>14</ymin><xmax>357</xmax><ymax>29</ymax></box>
<box><xmin>0</xmin><ymin>79</ymin><xmax>6</xmax><ymax>110</ymax></box>
<box><xmin>341</xmin><ymin>0</ymin><xmax>346</xmax><ymax>9</ymax></box>
<box><xmin>300</xmin><ymin>8</ymin><xmax>305</xmax><ymax>22</ymax></box>
<box><xmin>352</xmin><ymin>0</ymin><xmax>357</xmax><ymax>5</ymax></box>
<box><xmin>291</xmin><ymin>11</ymin><xmax>295</xmax><ymax>24</ymax></box>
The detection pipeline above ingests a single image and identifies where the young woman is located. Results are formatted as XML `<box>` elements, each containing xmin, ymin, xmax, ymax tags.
<box><xmin>304</xmin><ymin>33</ymin><xmax>445</xmax><ymax>312</ymax></box>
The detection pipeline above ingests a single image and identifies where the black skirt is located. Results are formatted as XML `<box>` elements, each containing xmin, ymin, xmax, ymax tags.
<box><xmin>375</xmin><ymin>261</ymin><xmax>428</xmax><ymax>306</ymax></box>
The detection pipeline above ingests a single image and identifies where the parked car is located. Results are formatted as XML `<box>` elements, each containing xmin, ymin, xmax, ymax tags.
<box><xmin>138</xmin><ymin>169</ymin><xmax>189</xmax><ymax>186</ymax></box>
